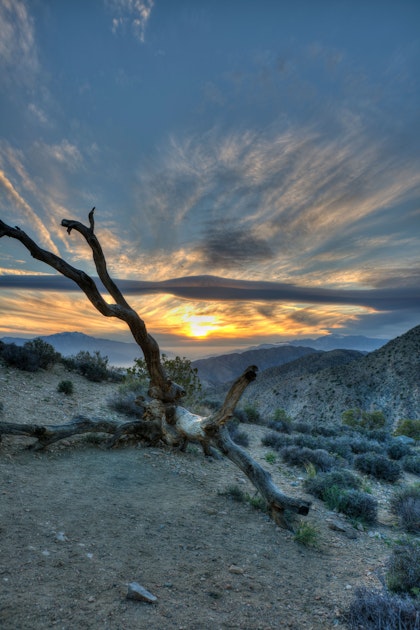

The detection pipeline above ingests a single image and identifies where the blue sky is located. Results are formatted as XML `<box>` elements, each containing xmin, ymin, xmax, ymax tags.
<box><xmin>0</xmin><ymin>0</ymin><xmax>419</xmax><ymax>357</ymax></box>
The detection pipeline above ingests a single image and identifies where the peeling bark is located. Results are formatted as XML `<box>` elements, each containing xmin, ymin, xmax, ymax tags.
<box><xmin>0</xmin><ymin>211</ymin><xmax>311</xmax><ymax>524</ymax></box>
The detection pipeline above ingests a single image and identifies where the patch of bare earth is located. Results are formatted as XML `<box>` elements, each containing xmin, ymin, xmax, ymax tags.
<box><xmin>0</xmin><ymin>364</ymin><xmax>399</xmax><ymax>629</ymax></box>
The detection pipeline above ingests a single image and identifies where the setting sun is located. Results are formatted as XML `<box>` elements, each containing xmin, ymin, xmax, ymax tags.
<box><xmin>184</xmin><ymin>315</ymin><xmax>218</xmax><ymax>338</ymax></box>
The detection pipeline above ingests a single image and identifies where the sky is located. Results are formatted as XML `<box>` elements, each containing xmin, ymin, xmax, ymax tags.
<box><xmin>0</xmin><ymin>0</ymin><xmax>419</xmax><ymax>358</ymax></box>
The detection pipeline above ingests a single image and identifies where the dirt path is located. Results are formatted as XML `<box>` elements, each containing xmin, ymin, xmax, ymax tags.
<box><xmin>0</xmin><ymin>365</ymin><xmax>391</xmax><ymax>629</ymax></box>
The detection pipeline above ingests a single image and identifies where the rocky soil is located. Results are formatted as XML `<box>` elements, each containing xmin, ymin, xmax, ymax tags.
<box><xmin>0</xmin><ymin>362</ymin><xmax>411</xmax><ymax>629</ymax></box>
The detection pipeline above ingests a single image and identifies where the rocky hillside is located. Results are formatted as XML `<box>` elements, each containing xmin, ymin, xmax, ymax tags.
<box><xmin>193</xmin><ymin>345</ymin><xmax>320</xmax><ymax>386</ymax></box>
<box><xmin>240</xmin><ymin>325</ymin><xmax>420</xmax><ymax>426</ymax></box>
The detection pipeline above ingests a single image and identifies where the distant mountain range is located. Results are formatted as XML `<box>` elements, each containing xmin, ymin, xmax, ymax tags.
<box><xmin>192</xmin><ymin>334</ymin><xmax>387</xmax><ymax>386</ymax></box>
<box><xmin>0</xmin><ymin>331</ymin><xmax>388</xmax><ymax>370</ymax></box>
<box><xmin>238</xmin><ymin>325</ymin><xmax>420</xmax><ymax>425</ymax></box>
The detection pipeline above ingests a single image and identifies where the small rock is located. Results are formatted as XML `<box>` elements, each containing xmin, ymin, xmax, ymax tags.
<box><xmin>126</xmin><ymin>582</ymin><xmax>157</xmax><ymax>603</ymax></box>
<box><xmin>228</xmin><ymin>564</ymin><xmax>245</xmax><ymax>575</ymax></box>
<box><xmin>55</xmin><ymin>532</ymin><xmax>68</xmax><ymax>542</ymax></box>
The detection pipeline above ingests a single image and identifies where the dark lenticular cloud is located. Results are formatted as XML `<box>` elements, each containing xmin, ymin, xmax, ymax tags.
<box><xmin>198</xmin><ymin>223</ymin><xmax>273</xmax><ymax>267</ymax></box>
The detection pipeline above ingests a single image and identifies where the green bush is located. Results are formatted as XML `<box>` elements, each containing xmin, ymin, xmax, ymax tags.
<box><xmin>390</xmin><ymin>485</ymin><xmax>420</xmax><ymax>534</ymax></box>
<box><xmin>128</xmin><ymin>354</ymin><xmax>202</xmax><ymax>403</ymax></box>
<box><xmin>354</xmin><ymin>453</ymin><xmax>402</xmax><ymax>482</ymax></box>
<box><xmin>293</xmin><ymin>521</ymin><xmax>319</xmax><ymax>548</ymax></box>
<box><xmin>243</xmin><ymin>405</ymin><xmax>262</xmax><ymax>424</ymax></box>
<box><xmin>1</xmin><ymin>343</ymin><xmax>40</xmax><ymax>371</ymax></box>
<box><xmin>63</xmin><ymin>351</ymin><xmax>110</xmax><ymax>382</ymax></box>
<box><xmin>24</xmin><ymin>338</ymin><xmax>60</xmax><ymax>369</ymax></box>
<box><xmin>57</xmin><ymin>380</ymin><xmax>74</xmax><ymax>395</ymax></box>
<box><xmin>387</xmin><ymin>541</ymin><xmax>420</xmax><ymax>597</ymax></box>
<box><xmin>394</xmin><ymin>419</ymin><xmax>420</xmax><ymax>442</ymax></box>
<box><xmin>304</xmin><ymin>469</ymin><xmax>361</xmax><ymax>500</ymax></box>
<box><xmin>342</xmin><ymin>408</ymin><xmax>386</xmax><ymax>431</ymax></box>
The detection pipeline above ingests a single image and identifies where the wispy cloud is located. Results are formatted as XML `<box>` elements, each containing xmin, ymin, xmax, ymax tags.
<box><xmin>0</xmin><ymin>170</ymin><xmax>59</xmax><ymax>253</ymax></box>
<box><xmin>133</xmin><ymin>121</ymin><xmax>420</xmax><ymax>284</ymax></box>
<box><xmin>107</xmin><ymin>0</ymin><xmax>154</xmax><ymax>43</ymax></box>
<box><xmin>0</xmin><ymin>0</ymin><xmax>39</xmax><ymax>84</ymax></box>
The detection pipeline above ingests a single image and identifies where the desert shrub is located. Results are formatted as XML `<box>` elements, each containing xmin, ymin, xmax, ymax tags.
<box><xmin>324</xmin><ymin>437</ymin><xmax>354</xmax><ymax>461</ymax></box>
<box><xmin>24</xmin><ymin>338</ymin><xmax>60</xmax><ymax>369</ymax></box>
<box><xmin>354</xmin><ymin>453</ymin><xmax>402</xmax><ymax>482</ymax></box>
<box><xmin>108</xmin><ymin>391</ymin><xmax>144</xmax><ymax>417</ymax></box>
<box><xmin>293</xmin><ymin>521</ymin><xmax>319</xmax><ymax>548</ymax></box>
<box><xmin>227</xmin><ymin>422</ymin><xmax>250</xmax><ymax>447</ymax></box>
<box><xmin>304</xmin><ymin>469</ymin><xmax>361</xmax><ymax>499</ymax></box>
<box><xmin>394</xmin><ymin>419</ymin><xmax>420</xmax><ymax>442</ymax></box>
<box><xmin>342</xmin><ymin>408</ymin><xmax>386</xmax><ymax>432</ymax></box>
<box><xmin>387</xmin><ymin>541</ymin><xmax>420</xmax><ymax>597</ymax></box>
<box><xmin>261</xmin><ymin>431</ymin><xmax>284</xmax><ymax>449</ymax></box>
<box><xmin>335</xmin><ymin>489</ymin><xmax>378</xmax><ymax>524</ymax></box>
<box><xmin>242</xmin><ymin>404</ymin><xmax>263</xmax><ymax>425</ymax></box>
<box><xmin>292</xmin><ymin>433</ymin><xmax>324</xmax><ymax>450</ymax></box>
<box><xmin>402</xmin><ymin>456</ymin><xmax>420</xmax><ymax>475</ymax></box>
<box><xmin>128</xmin><ymin>354</ymin><xmax>202</xmax><ymax>402</ymax></box>
<box><xmin>57</xmin><ymin>380</ymin><xmax>74</xmax><ymax>395</ymax></box>
<box><xmin>1</xmin><ymin>343</ymin><xmax>40</xmax><ymax>371</ymax></box>
<box><xmin>390</xmin><ymin>485</ymin><xmax>420</xmax><ymax>534</ymax></box>
<box><xmin>349</xmin><ymin>436</ymin><xmax>383</xmax><ymax>454</ymax></box>
<box><xmin>387</xmin><ymin>440</ymin><xmax>412</xmax><ymax>461</ymax></box>
<box><xmin>63</xmin><ymin>351</ymin><xmax>110</xmax><ymax>382</ymax></box>
<box><xmin>280</xmin><ymin>446</ymin><xmax>338</xmax><ymax>471</ymax></box>
<box><xmin>367</xmin><ymin>429</ymin><xmax>391</xmax><ymax>443</ymax></box>
<box><xmin>345</xmin><ymin>586</ymin><xmax>420</xmax><ymax>630</ymax></box>
<box><xmin>267</xmin><ymin>418</ymin><xmax>292</xmax><ymax>433</ymax></box>
<box><xmin>272</xmin><ymin>408</ymin><xmax>292</xmax><ymax>424</ymax></box>
<box><xmin>293</xmin><ymin>421</ymin><xmax>312</xmax><ymax>434</ymax></box>
<box><xmin>311</xmin><ymin>424</ymin><xmax>340</xmax><ymax>437</ymax></box>
<box><xmin>222</xmin><ymin>485</ymin><xmax>246</xmax><ymax>502</ymax></box>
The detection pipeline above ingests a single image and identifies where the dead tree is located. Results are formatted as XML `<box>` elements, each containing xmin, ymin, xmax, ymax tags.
<box><xmin>0</xmin><ymin>210</ymin><xmax>310</xmax><ymax>526</ymax></box>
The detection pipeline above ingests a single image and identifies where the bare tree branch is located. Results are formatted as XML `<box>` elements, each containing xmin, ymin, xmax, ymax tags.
<box><xmin>0</xmin><ymin>211</ymin><xmax>312</xmax><ymax>525</ymax></box>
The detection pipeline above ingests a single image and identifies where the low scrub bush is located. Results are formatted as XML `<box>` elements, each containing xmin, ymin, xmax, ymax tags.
<box><xmin>280</xmin><ymin>446</ymin><xmax>338</xmax><ymax>471</ymax></box>
<box><xmin>227</xmin><ymin>422</ymin><xmax>250</xmax><ymax>447</ymax></box>
<box><xmin>390</xmin><ymin>485</ymin><xmax>420</xmax><ymax>534</ymax></box>
<box><xmin>57</xmin><ymin>380</ymin><xmax>74</xmax><ymax>395</ymax></box>
<box><xmin>402</xmin><ymin>456</ymin><xmax>420</xmax><ymax>475</ymax></box>
<box><xmin>345</xmin><ymin>586</ymin><xmax>420</xmax><ymax>630</ymax></box>
<box><xmin>342</xmin><ymin>408</ymin><xmax>386</xmax><ymax>432</ymax></box>
<box><xmin>293</xmin><ymin>521</ymin><xmax>319</xmax><ymax>548</ymax></box>
<box><xmin>335</xmin><ymin>489</ymin><xmax>378</xmax><ymax>524</ymax></box>
<box><xmin>1</xmin><ymin>343</ymin><xmax>40</xmax><ymax>371</ymax></box>
<box><xmin>394</xmin><ymin>419</ymin><xmax>420</xmax><ymax>442</ymax></box>
<box><xmin>63</xmin><ymin>351</ymin><xmax>110</xmax><ymax>382</ymax></box>
<box><xmin>349</xmin><ymin>436</ymin><xmax>383</xmax><ymax>454</ymax></box>
<box><xmin>387</xmin><ymin>440</ymin><xmax>412</xmax><ymax>461</ymax></box>
<box><xmin>311</xmin><ymin>424</ymin><xmax>340</xmax><ymax>437</ymax></box>
<box><xmin>387</xmin><ymin>541</ymin><xmax>420</xmax><ymax>598</ymax></box>
<box><xmin>261</xmin><ymin>431</ymin><xmax>284</xmax><ymax>449</ymax></box>
<box><xmin>108</xmin><ymin>391</ymin><xmax>144</xmax><ymax>417</ymax></box>
<box><xmin>242</xmin><ymin>405</ymin><xmax>264</xmax><ymax>425</ymax></box>
<box><xmin>354</xmin><ymin>453</ymin><xmax>402</xmax><ymax>482</ymax></box>
<box><xmin>293</xmin><ymin>421</ymin><xmax>312</xmax><ymax>434</ymax></box>
<box><xmin>24</xmin><ymin>338</ymin><xmax>60</xmax><ymax>369</ymax></box>
<box><xmin>304</xmin><ymin>469</ymin><xmax>361</xmax><ymax>499</ymax></box>
<box><xmin>267</xmin><ymin>419</ymin><xmax>292</xmax><ymax>433</ymax></box>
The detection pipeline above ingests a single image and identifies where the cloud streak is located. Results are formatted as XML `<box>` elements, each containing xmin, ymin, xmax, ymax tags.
<box><xmin>1</xmin><ymin>273</ymin><xmax>418</xmax><ymax>313</ymax></box>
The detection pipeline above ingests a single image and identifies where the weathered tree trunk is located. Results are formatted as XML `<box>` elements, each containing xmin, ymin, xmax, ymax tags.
<box><xmin>0</xmin><ymin>211</ymin><xmax>310</xmax><ymax>524</ymax></box>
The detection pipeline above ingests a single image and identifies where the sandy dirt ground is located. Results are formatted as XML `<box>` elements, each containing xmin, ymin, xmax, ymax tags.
<box><xmin>0</xmin><ymin>364</ymin><xmax>395</xmax><ymax>629</ymax></box>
